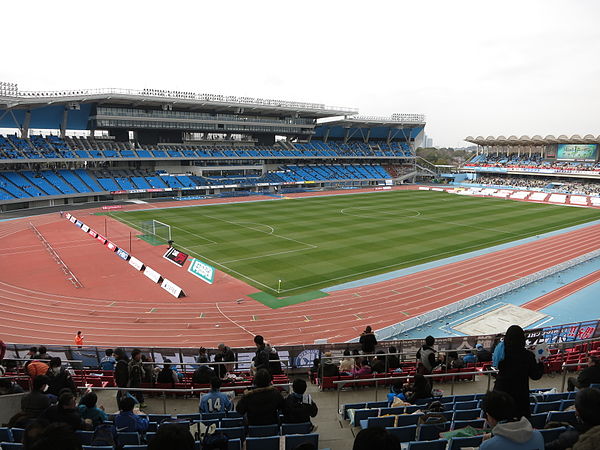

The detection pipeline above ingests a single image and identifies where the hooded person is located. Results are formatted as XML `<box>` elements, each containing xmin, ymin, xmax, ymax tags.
<box><xmin>45</xmin><ymin>357</ymin><xmax>76</xmax><ymax>396</ymax></box>
<box><xmin>493</xmin><ymin>325</ymin><xmax>543</xmax><ymax>418</ymax></box>
<box><xmin>359</xmin><ymin>326</ymin><xmax>377</xmax><ymax>355</ymax></box>
<box><xmin>479</xmin><ymin>390</ymin><xmax>544</xmax><ymax>450</ymax></box>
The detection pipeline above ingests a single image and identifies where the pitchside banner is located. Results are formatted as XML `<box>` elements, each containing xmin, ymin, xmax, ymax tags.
<box><xmin>163</xmin><ymin>247</ymin><xmax>189</xmax><ymax>267</ymax></box>
<box><xmin>187</xmin><ymin>258</ymin><xmax>215</xmax><ymax>284</ymax></box>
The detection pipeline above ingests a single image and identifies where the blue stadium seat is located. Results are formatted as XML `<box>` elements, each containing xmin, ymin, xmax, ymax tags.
<box><xmin>548</xmin><ymin>410</ymin><xmax>577</xmax><ymax>426</ymax></box>
<box><xmin>529</xmin><ymin>413</ymin><xmax>548</xmax><ymax>429</ymax></box>
<box><xmin>539</xmin><ymin>427</ymin><xmax>567</xmax><ymax>444</ymax></box>
<box><xmin>452</xmin><ymin>409</ymin><xmax>481</xmax><ymax>421</ymax></box>
<box><xmin>385</xmin><ymin>425</ymin><xmax>417</xmax><ymax>443</ymax></box>
<box><xmin>407</xmin><ymin>439</ymin><xmax>448</xmax><ymax>450</ymax></box>
<box><xmin>534</xmin><ymin>401</ymin><xmax>562</xmax><ymax>414</ymax></box>
<box><xmin>246</xmin><ymin>436</ymin><xmax>279</xmax><ymax>450</ymax></box>
<box><xmin>9</xmin><ymin>429</ymin><xmax>23</xmax><ymax>443</ymax></box>
<box><xmin>1</xmin><ymin>444</ymin><xmax>24</xmax><ymax>450</ymax></box>
<box><xmin>451</xmin><ymin>419</ymin><xmax>485</xmax><ymax>430</ymax></box>
<box><xmin>220</xmin><ymin>417</ymin><xmax>243</xmax><ymax>428</ymax></box>
<box><xmin>117</xmin><ymin>432</ymin><xmax>140</xmax><ymax>446</ymax></box>
<box><xmin>248</xmin><ymin>424</ymin><xmax>279</xmax><ymax>437</ymax></box>
<box><xmin>395</xmin><ymin>414</ymin><xmax>423</xmax><ymax>427</ymax></box>
<box><xmin>281</xmin><ymin>422</ymin><xmax>312</xmax><ymax>435</ymax></box>
<box><xmin>362</xmin><ymin>416</ymin><xmax>395</xmax><ymax>429</ymax></box>
<box><xmin>0</xmin><ymin>428</ymin><xmax>13</xmax><ymax>442</ymax></box>
<box><xmin>417</xmin><ymin>423</ymin><xmax>451</xmax><ymax>441</ymax></box>
<box><xmin>284</xmin><ymin>433</ymin><xmax>318</xmax><ymax>450</ymax></box>
<box><xmin>75</xmin><ymin>430</ymin><xmax>94</xmax><ymax>445</ymax></box>
<box><xmin>448</xmin><ymin>436</ymin><xmax>483</xmax><ymax>450</ymax></box>
<box><xmin>227</xmin><ymin>439</ymin><xmax>242</xmax><ymax>450</ymax></box>
<box><xmin>216</xmin><ymin>427</ymin><xmax>245</xmax><ymax>440</ymax></box>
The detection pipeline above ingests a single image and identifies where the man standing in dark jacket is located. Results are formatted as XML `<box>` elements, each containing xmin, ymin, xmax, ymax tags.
<box><xmin>113</xmin><ymin>348</ymin><xmax>129</xmax><ymax>405</ymax></box>
<box><xmin>236</xmin><ymin>369</ymin><xmax>285</xmax><ymax>425</ymax></box>
<box><xmin>359</xmin><ymin>326</ymin><xmax>377</xmax><ymax>355</ymax></box>
<box><xmin>252</xmin><ymin>335</ymin><xmax>271</xmax><ymax>373</ymax></box>
<box><xmin>493</xmin><ymin>325</ymin><xmax>544</xmax><ymax>418</ymax></box>
<box><xmin>568</xmin><ymin>356</ymin><xmax>600</xmax><ymax>391</ymax></box>
<box><xmin>546</xmin><ymin>387</ymin><xmax>600</xmax><ymax>450</ymax></box>
<box><xmin>283</xmin><ymin>379</ymin><xmax>318</xmax><ymax>430</ymax></box>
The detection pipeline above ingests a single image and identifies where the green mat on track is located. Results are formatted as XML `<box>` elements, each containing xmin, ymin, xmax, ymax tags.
<box><xmin>249</xmin><ymin>290</ymin><xmax>328</xmax><ymax>309</ymax></box>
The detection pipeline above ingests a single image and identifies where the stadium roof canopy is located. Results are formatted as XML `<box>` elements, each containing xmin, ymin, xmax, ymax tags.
<box><xmin>0</xmin><ymin>84</ymin><xmax>357</xmax><ymax>119</ymax></box>
<box><xmin>465</xmin><ymin>134</ymin><xmax>600</xmax><ymax>146</ymax></box>
<box><xmin>321</xmin><ymin>114</ymin><xmax>426</xmax><ymax>128</ymax></box>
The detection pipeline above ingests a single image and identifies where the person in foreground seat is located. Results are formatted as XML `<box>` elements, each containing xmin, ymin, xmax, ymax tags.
<box><xmin>568</xmin><ymin>356</ymin><xmax>600</xmax><ymax>391</ymax></box>
<box><xmin>283</xmin><ymin>378</ymin><xmax>318</xmax><ymax>430</ymax></box>
<box><xmin>200</xmin><ymin>377</ymin><xmax>233</xmax><ymax>414</ymax></box>
<box><xmin>115</xmin><ymin>395</ymin><xmax>149</xmax><ymax>433</ymax></box>
<box><xmin>353</xmin><ymin>426</ymin><xmax>400</xmax><ymax>450</ymax></box>
<box><xmin>546</xmin><ymin>387</ymin><xmax>600</xmax><ymax>450</ymax></box>
<box><xmin>236</xmin><ymin>368</ymin><xmax>285</xmax><ymax>425</ymax></box>
<box><xmin>480</xmin><ymin>390</ymin><xmax>544</xmax><ymax>450</ymax></box>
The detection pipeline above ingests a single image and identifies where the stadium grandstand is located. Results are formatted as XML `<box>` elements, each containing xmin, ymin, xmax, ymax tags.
<box><xmin>457</xmin><ymin>135</ymin><xmax>600</xmax><ymax>197</ymax></box>
<box><xmin>0</xmin><ymin>81</ymin><xmax>432</xmax><ymax>211</ymax></box>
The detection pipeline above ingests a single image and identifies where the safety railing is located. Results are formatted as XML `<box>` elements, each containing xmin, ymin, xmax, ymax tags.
<box><xmin>331</xmin><ymin>369</ymin><xmax>498</xmax><ymax>413</ymax></box>
<box><xmin>77</xmin><ymin>383</ymin><xmax>292</xmax><ymax>414</ymax></box>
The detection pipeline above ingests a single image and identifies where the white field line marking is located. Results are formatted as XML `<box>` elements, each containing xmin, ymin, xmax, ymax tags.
<box><xmin>340</xmin><ymin>207</ymin><xmax>422</xmax><ymax>219</ymax></box>
<box><xmin>203</xmin><ymin>214</ymin><xmax>317</xmax><ymax>248</ymax></box>
<box><xmin>215</xmin><ymin>302</ymin><xmax>256</xmax><ymax>337</ymax></box>
<box><xmin>221</xmin><ymin>246</ymin><xmax>316</xmax><ymax>264</ymax></box>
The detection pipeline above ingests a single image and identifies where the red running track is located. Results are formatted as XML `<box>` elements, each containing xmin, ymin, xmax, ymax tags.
<box><xmin>1</xmin><ymin>189</ymin><xmax>600</xmax><ymax>348</ymax></box>
<box><xmin>521</xmin><ymin>269</ymin><xmax>600</xmax><ymax>311</ymax></box>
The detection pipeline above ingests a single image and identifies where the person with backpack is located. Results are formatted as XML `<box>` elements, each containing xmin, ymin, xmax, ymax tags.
<box><xmin>359</xmin><ymin>326</ymin><xmax>378</xmax><ymax>355</ymax></box>
<box><xmin>416</xmin><ymin>335</ymin><xmax>441</xmax><ymax>375</ymax></box>
<box><xmin>128</xmin><ymin>348</ymin><xmax>146</xmax><ymax>408</ymax></box>
<box><xmin>282</xmin><ymin>379</ymin><xmax>318</xmax><ymax>430</ymax></box>
<box><xmin>45</xmin><ymin>357</ymin><xmax>76</xmax><ymax>396</ymax></box>
<box><xmin>192</xmin><ymin>356</ymin><xmax>215</xmax><ymax>384</ymax></box>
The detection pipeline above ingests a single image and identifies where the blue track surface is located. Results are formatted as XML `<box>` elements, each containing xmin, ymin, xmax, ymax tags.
<box><xmin>387</xmin><ymin>256</ymin><xmax>600</xmax><ymax>340</ymax></box>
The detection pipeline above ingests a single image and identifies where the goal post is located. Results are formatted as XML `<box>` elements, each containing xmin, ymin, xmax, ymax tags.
<box><xmin>139</xmin><ymin>219</ymin><xmax>171</xmax><ymax>245</ymax></box>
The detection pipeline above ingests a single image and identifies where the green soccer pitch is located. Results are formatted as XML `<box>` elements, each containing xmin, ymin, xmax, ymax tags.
<box><xmin>109</xmin><ymin>190</ymin><xmax>600</xmax><ymax>296</ymax></box>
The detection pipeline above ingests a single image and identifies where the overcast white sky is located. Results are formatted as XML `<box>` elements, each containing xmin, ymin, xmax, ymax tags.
<box><xmin>3</xmin><ymin>0</ymin><xmax>600</xmax><ymax>147</ymax></box>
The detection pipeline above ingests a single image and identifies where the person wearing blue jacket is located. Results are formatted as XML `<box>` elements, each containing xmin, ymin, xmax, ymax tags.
<box><xmin>115</xmin><ymin>396</ymin><xmax>149</xmax><ymax>433</ymax></box>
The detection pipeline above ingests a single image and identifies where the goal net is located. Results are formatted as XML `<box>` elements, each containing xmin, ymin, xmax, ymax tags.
<box><xmin>139</xmin><ymin>219</ymin><xmax>172</xmax><ymax>245</ymax></box>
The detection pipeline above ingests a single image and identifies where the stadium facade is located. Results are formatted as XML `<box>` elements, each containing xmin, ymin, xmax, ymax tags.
<box><xmin>0</xmin><ymin>81</ymin><xmax>430</xmax><ymax>211</ymax></box>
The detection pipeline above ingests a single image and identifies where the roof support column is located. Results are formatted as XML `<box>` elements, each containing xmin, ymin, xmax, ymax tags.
<box><xmin>323</xmin><ymin>127</ymin><xmax>330</xmax><ymax>144</ymax></box>
<box><xmin>60</xmin><ymin>107</ymin><xmax>69</xmax><ymax>139</ymax></box>
<box><xmin>343</xmin><ymin>127</ymin><xmax>350</xmax><ymax>144</ymax></box>
<box><xmin>20</xmin><ymin>110</ymin><xmax>31</xmax><ymax>138</ymax></box>
<box><xmin>364</xmin><ymin>128</ymin><xmax>371</xmax><ymax>144</ymax></box>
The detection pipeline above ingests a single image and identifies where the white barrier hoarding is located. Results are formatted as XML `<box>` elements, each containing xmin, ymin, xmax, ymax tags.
<box><xmin>81</xmin><ymin>224</ymin><xmax>90</xmax><ymax>232</ymax></box>
<box><xmin>128</xmin><ymin>256</ymin><xmax>144</xmax><ymax>271</ymax></box>
<box><xmin>144</xmin><ymin>266</ymin><xmax>162</xmax><ymax>283</ymax></box>
<box><xmin>161</xmin><ymin>279</ymin><xmax>184</xmax><ymax>298</ymax></box>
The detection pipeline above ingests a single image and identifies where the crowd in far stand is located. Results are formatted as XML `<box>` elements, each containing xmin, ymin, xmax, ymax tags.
<box><xmin>467</xmin><ymin>174</ymin><xmax>600</xmax><ymax>196</ymax></box>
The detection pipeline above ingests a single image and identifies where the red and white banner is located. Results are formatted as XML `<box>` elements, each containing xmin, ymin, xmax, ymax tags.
<box><xmin>88</xmin><ymin>229</ymin><xmax>98</xmax><ymax>238</ymax></box>
<box><xmin>101</xmin><ymin>205</ymin><xmax>123</xmax><ymax>210</ymax></box>
<box><xmin>81</xmin><ymin>224</ymin><xmax>90</xmax><ymax>232</ymax></box>
<box><xmin>106</xmin><ymin>241</ymin><xmax>117</xmax><ymax>252</ymax></box>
